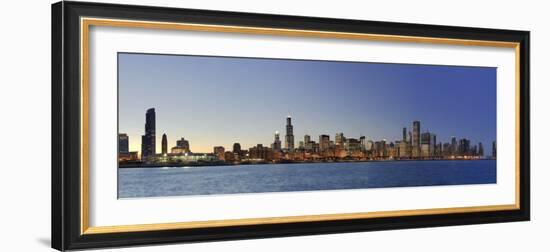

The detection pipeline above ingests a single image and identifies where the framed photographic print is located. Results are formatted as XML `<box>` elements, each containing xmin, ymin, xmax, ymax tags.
<box><xmin>52</xmin><ymin>1</ymin><xmax>530</xmax><ymax>250</ymax></box>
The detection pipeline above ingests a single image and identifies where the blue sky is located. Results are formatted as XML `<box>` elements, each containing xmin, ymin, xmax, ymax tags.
<box><xmin>118</xmin><ymin>53</ymin><xmax>496</xmax><ymax>153</ymax></box>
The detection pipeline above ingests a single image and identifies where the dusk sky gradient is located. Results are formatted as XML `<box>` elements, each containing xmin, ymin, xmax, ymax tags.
<box><xmin>118</xmin><ymin>53</ymin><xmax>496</xmax><ymax>154</ymax></box>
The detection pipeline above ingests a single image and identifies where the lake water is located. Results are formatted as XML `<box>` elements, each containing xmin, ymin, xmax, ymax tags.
<box><xmin>118</xmin><ymin>160</ymin><xmax>496</xmax><ymax>198</ymax></box>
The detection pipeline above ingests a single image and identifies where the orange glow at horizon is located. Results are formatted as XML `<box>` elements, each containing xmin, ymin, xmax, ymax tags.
<box><xmin>128</xmin><ymin>139</ymin><xmax>231</xmax><ymax>155</ymax></box>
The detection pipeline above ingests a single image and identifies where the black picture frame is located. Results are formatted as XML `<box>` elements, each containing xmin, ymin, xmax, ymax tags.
<box><xmin>52</xmin><ymin>1</ymin><xmax>530</xmax><ymax>251</ymax></box>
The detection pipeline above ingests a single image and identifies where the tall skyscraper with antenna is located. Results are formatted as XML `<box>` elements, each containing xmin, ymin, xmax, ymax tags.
<box><xmin>285</xmin><ymin>115</ymin><xmax>295</xmax><ymax>151</ymax></box>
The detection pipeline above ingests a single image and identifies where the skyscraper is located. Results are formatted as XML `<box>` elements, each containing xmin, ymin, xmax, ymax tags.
<box><xmin>161</xmin><ymin>133</ymin><xmax>167</xmax><ymax>155</ymax></box>
<box><xmin>402</xmin><ymin>127</ymin><xmax>407</xmax><ymax>142</ymax></box>
<box><xmin>478</xmin><ymin>142</ymin><xmax>484</xmax><ymax>157</ymax></box>
<box><xmin>213</xmin><ymin>146</ymin><xmax>225</xmax><ymax>160</ymax></box>
<box><xmin>420</xmin><ymin>132</ymin><xmax>431</xmax><ymax>157</ymax></box>
<box><xmin>284</xmin><ymin>116</ymin><xmax>295</xmax><ymax>151</ymax></box>
<box><xmin>360</xmin><ymin>136</ymin><xmax>367</xmax><ymax>151</ymax></box>
<box><xmin>141</xmin><ymin>108</ymin><xmax>156</xmax><ymax>160</ymax></box>
<box><xmin>366</xmin><ymin>140</ymin><xmax>374</xmax><ymax>151</ymax></box>
<box><xmin>272</xmin><ymin>131</ymin><xmax>282</xmax><ymax>151</ymax></box>
<box><xmin>232</xmin><ymin>142</ymin><xmax>242</xmax><ymax>161</ymax></box>
<box><xmin>412</xmin><ymin>121</ymin><xmax>420</xmax><ymax>157</ymax></box>
<box><xmin>492</xmin><ymin>141</ymin><xmax>497</xmax><ymax>158</ymax></box>
<box><xmin>304</xmin><ymin>134</ymin><xmax>311</xmax><ymax>144</ymax></box>
<box><xmin>345</xmin><ymin>138</ymin><xmax>362</xmax><ymax>153</ymax></box>
<box><xmin>304</xmin><ymin>135</ymin><xmax>312</xmax><ymax>150</ymax></box>
<box><xmin>319</xmin><ymin>134</ymin><xmax>330</xmax><ymax>151</ymax></box>
<box><xmin>431</xmin><ymin>134</ymin><xmax>437</xmax><ymax>156</ymax></box>
<box><xmin>233</xmin><ymin>143</ymin><xmax>241</xmax><ymax>154</ymax></box>
<box><xmin>451</xmin><ymin>136</ymin><xmax>457</xmax><ymax>156</ymax></box>
<box><xmin>380</xmin><ymin>139</ymin><xmax>387</xmax><ymax>157</ymax></box>
<box><xmin>118</xmin><ymin>133</ymin><xmax>129</xmax><ymax>154</ymax></box>
<box><xmin>335</xmin><ymin>132</ymin><xmax>345</xmax><ymax>147</ymax></box>
<box><xmin>398</xmin><ymin>140</ymin><xmax>411</xmax><ymax>158</ymax></box>
<box><xmin>458</xmin><ymin>138</ymin><xmax>470</xmax><ymax>156</ymax></box>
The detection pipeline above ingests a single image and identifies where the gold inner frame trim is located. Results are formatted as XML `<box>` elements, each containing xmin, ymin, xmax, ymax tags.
<box><xmin>80</xmin><ymin>17</ymin><xmax>522</xmax><ymax>235</ymax></box>
<box><xmin>85</xmin><ymin>204</ymin><xmax>517</xmax><ymax>234</ymax></box>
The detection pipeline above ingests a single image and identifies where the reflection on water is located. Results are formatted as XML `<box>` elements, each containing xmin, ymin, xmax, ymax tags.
<box><xmin>118</xmin><ymin>160</ymin><xmax>496</xmax><ymax>198</ymax></box>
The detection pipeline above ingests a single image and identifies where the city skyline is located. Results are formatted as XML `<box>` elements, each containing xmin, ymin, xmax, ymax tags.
<box><xmin>118</xmin><ymin>107</ymin><xmax>496</xmax><ymax>168</ymax></box>
<box><xmin>119</xmin><ymin>53</ymin><xmax>496</xmax><ymax>154</ymax></box>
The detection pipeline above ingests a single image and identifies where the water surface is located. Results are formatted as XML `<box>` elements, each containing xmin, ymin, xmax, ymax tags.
<box><xmin>118</xmin><ymin>160</ymin><xmax>496</xmax><ymax>198</ymax></box>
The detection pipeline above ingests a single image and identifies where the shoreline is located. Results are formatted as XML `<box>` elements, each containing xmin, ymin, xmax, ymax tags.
<box><xmin>118</xmin><ymin>158</ymin><xmax>495</xmax><ymax>169</ymax></box>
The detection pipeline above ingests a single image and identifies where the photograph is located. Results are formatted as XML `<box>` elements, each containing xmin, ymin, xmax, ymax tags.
<box><xmin>47</xmin><ymin>1</ymin><xmax>533</xmax><ymax>250</ymax></box>
<box><xmin>117</xmin><ymin>53</ymin><xmax>497</xmax><ymax>198</ymax></box>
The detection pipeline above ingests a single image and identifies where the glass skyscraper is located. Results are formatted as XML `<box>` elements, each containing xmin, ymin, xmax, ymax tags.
<box><xmin>141</xmin><ymin>108</ymin><xmax>156</xmax><ymax>160</ymax></box>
